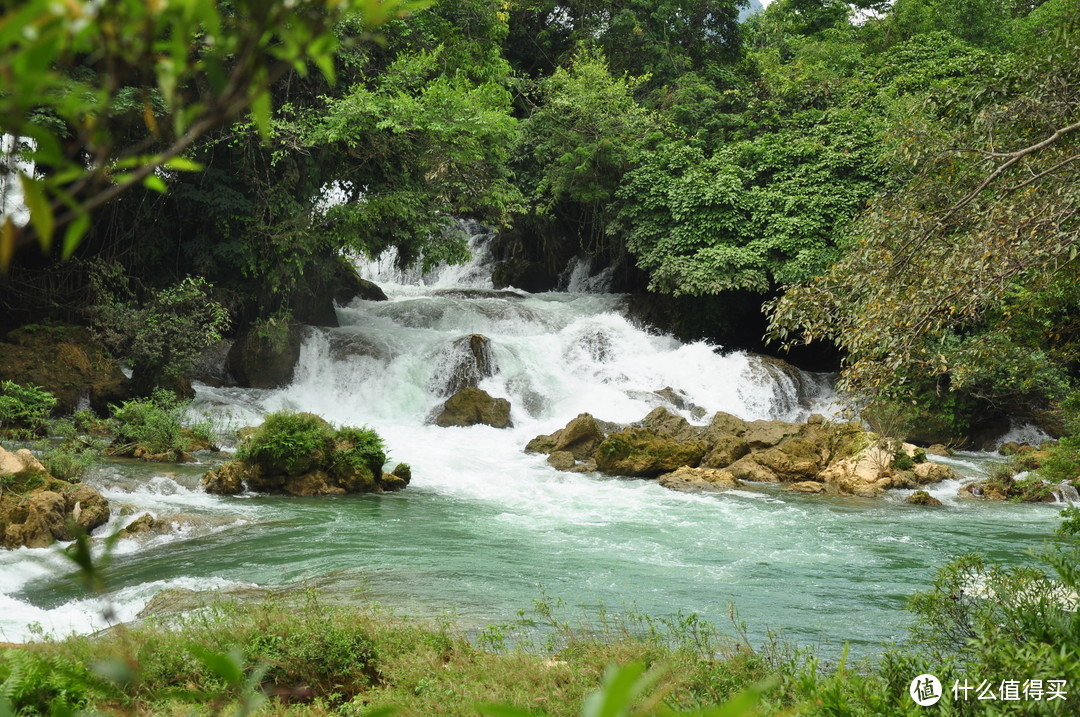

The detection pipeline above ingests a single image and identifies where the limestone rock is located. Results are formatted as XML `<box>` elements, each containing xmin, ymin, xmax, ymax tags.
<box><xmin>907</xmin><ymin>490</ymin><xmax>943</xmax><ymax>506</ymax></box>
<box><xmin>700</xmin><ymin>435</ymin><xmax>750</xmax><ymax>469</ymax></box>
<box><xmin>380</xmin><ymin>472</ymin><xmax>409</xmax><ymax>492</ymax></box>
<box><xmin>725</xmin><ymin>456</ymin><xmax>779</xmax><ymax>483</ymax></box>
<box><xmin>433</xmin><ymin>334</ymin><xmax>497</xmax><ymax>397</ymax></box>
<box><xmin>547</xmin><ymin>451</ymin><xmax>576</xmax><ymax>471</ymax></box>
<box><xmin>227</xmin><ymin>322</ymin><xmax>305</xmax><ymax>389</ymax></box>
<box><xmin>0</xmin><ymin>324</ymin><xmax>132</xmax><ymax>414</ymax></box>
<box><xmin>818</xmin><ymin>442</ymin><xmax>895</xmax><ymax>497</ymax></box>
<box><xmin>0</xmin><ymin>447</ymin><xmax>45</xmax><ymax>475</ymax></box>
<box><xmin>201</xmin><ymin>461</ymin><xmax>249</xmax><ymax>495</ymax></box>
<box><xmin>788</xmin><ymin>481</ymin><xmax>826</xmax><ymax>494</ymax></box>
<box><xmin>65</xmin><ymin>485</ymin><xmax>110</xmax><ymax>533</ymax></box>
<box><xmin>913</xmin><ymin>461</ymin><xmax>956</xmax><ymax>485</ymax></box>
<box><xmin>926</xmin><ymin>444</ymin><xmax>952</xmax><ymax>457</ymax></box>
<box><xmin>595</xmin><ymin>426</ymin><xmax>708</xmax><ymax>478</ymax></box>
<box><xmin>120</xmin><ymin>513</ymin><xmax>167</xmax><ymax>537</ymax></box>
<box><xmin>526</xmin><ymin>413</ymin><xmax>609</xmax><ymax>459</ymax></box>
<box><xmin>658</xmin><ymin>466</ymin><xmax>742</xmax><ymax>494</ymax></box>
<box><xmin>434</xmin><ymin>387</ymin><xmax>512</xmax><ymax>429</ymax></box>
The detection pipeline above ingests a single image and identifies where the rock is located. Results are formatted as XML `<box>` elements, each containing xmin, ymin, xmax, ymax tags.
<box><xmin>64</xmin><ymin>485</ymin><xmax>110</xmax><ymax>532</ymax></box>
<box><xmin>380</xmin><ymin>472</ymin><xmax>409</xmax><ymax>492</ymax></box>
<box><xmin>699</xmin><ymin>436</ymin><xmax>750</xmax><ymax>469</ymax></box>
<box><xmin>0</xmin><ymin>324</ymin><xmax>131</xmax><ymax>414</ymax></box>
<box><xmin>201</xmin><ymin>461</ymin><xmax>249</xmax><ymax>495</ymax></box>
<box><xmin>658</xmin><ymin>466</ymin><xmax>742</xmax><ymax>494</ymax></box>
<box><xmin>119</xmin><ymin>513</ymin><xmax>166</xmax><ymax>537</ymax></box>
<box><xmin>998</xmin><ymin>441</ymin><xmax>1035</xmax><ymax>457</ymax></box>
<box><xmin>926</xmin><ymin>444</ymin><xmax>952</xmax><ymax>457</ymax></box>
<box><xmin>913</xmin><ymin>461</ymin><xmax>956</xmax><ymax>485</ymax></box>
<box><xmin>789</xmin><ymin>481</ymin><xmax>826</xmax><ymax>494</ymax></box>
<box><xmin>6</xmin><ymin>491</ymin><xmax>67</xmax><ymax>548</ymax></box>
<box><xmin>741</xmin><ymin>420</ymin><xmax>802</xmax><ymax>449</ymax></box>
<box><xmin>391</xmin><ymin>463</ymin><xmax>412</xmax><ymax>482</ymax></box>
<box><xmin>526</xmin><ymin>413</ymin><xmax>609</xmax><ymax>460</ymax></box>
<box><xmin>0</xmin><ymin>447</ymin><xmax>45</xmax><ymax>475</ymax></box>
<box><xmin>907</xmin><ymin>490</ymin><xmax>943</xmax><ymax>506</ymax></box>
<box><xmin>653</xmin><ymin>387</ymin><xmax>706</xmax><ymax>418</ymax></box>
<box><xmin>818</xmin><ymin>441</ymin><xmax>895</xmax><ymax>497</ymax></box>
<box><xmin>432</xmin><ymin>334</ymin><xmax>497</xmax><ymax>397</ymax></box>
<box><xmin>334</xmin><ymin>270</ymin><xmax>389</xmax><ymax>304</ymax></box>
<box><xmin>569</xmin><ymin>459</ymin><xmax>598</xmax><ymax>473</ymax></box>
<box><xmin>434</xmin><ymin>387</ymin><xmax>512</xmax><ymax>429</ymax></box>
<box><xmin>492</xmin><ymin>258</ymin><xmax>558</xmax><ymax>293</ymax></box>
<box><xmin>725</xmin><ymin>456</ymin><xmax>779</xmax><ymax>483</ymax></box>
<box><xmin>187</xmin><ymin>339</ymin><xmax>234</xmax><ymax>387</ymax></box>
<box><xmin>547</xmin><ymin>451</ymin><xmax>576</xmax><ymax>471</ymax></box>
<box><xmin>227</xmin><ymin>322</ymin><xmax>305</xmax><ymax>389</ymax></box>
<box><xmin>595</xmin><ymin>427</ymin><xmax>708</xmax><ymax>478</ymax></box>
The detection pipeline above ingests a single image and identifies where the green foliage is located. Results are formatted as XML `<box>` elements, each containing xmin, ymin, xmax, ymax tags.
<box><xmin>1038</xmin><ymin>392</ymin><xmax>1080</xmax><ymax>486</ymax></box>
<box><xmin>515</xmin><ymin>50</ymin><xmax>661</xmax><ymax>254</ymax></box>
<box><xmin>35</xmin><ymin>438</ymin><xmax>101</xmax><ymax>482</ymax></box>
<box><xmin>333</xmin><ymin>426</ymin><xmax>388</xmax><ymax>480</ymax></box>
<box><xmin>107</xmin><ymin>390</ymin><xmax>193</xmax><ymax>458</ymax></box>
<box><xmin>90</xmin><ymin>267</ymin><xmax>230</xmax><ymax>393</ymax></box>
<box><xmin>0</xmin><ymin>0</ymin><xmax>426</xmax><ymax>264</ymax></box>
<box><xmin>236</xmin><ymin>412</ymin><xmax>335</xmax><ymax>476</ymax></box>
<box><xmin>0</xmin><ymin>381</ymin><xmax>56</xmax><ymax>438</ymax></box>
<box><xmin>767</xmin><ymin>12</ymin><xmax>1080</xmax><ymax>419</ymax></box>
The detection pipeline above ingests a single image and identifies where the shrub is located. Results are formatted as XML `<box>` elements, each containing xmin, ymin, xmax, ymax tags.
<box><xmin>107</xmin><ymin>390</ymin><xmax>190</xmax><ymax>457</ymax></box>
<box><xmin>236</xmin><ymin>412</ymin><xmax>335</xmax><ymax>476</ymax></box>
<box><xmin>0</xmin><ymin>380</ymin><xmax>56</xmax><ymax>438</ymax></box>
<box><xmin>332</xmin><ymin>426</ymin><xmax>387</xmax><ymax>480</ymax></box>
<box><xmin>36</xmin><ymin>440</ymin><xmax>100</xmax><ymax>481</ymax></box>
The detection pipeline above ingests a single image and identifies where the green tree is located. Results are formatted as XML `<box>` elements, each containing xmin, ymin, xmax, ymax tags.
<box><xmin>0</xmin><ymin>0</ymin><xmax>424</xmax><ymax>268</ymax></box>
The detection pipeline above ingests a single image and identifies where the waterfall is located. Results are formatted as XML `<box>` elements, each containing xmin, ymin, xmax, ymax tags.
<box><xmin>1052</xmin><ymin>482</ymin><xmax>1080</xmax><ymax>504</ymax></box>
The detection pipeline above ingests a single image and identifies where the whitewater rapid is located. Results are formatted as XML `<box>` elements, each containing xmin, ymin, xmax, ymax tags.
<box><xmin>0</xmin><ymin>229</ymin><xmax>1065</xmax><ymax>649</ymax></box>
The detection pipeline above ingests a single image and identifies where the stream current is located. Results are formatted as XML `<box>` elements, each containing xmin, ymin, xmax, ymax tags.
<box><xmin>0</xmin><ymin>229</ymin><xmax>1064</xmax><ymax>653</ymax></box>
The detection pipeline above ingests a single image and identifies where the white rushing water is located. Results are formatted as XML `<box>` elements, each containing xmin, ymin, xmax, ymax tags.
<box><xmin>0</xmin><ymin>226</ymin><xmax>1064</xmax><ymax>649</ymax></box>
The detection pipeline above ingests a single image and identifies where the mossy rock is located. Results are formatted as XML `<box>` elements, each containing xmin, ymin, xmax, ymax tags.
<box><xmin>434</xmin><ymin>387</ymin><xmax>513</xmax><ymax>429</ymax></box>
<box><xmin>0</xmin><ymin>324</ymin><xmax>132</xmax><ymax>414</ymax></box>
<box><xmin>907</xmin><ymin>490</ymin><xmax>943</xmax><ymax>507</ymax></box>
<box><xmin>595</xmin><ymin>428</ymin><xmax>708</xmax><ymax>478</ymax></box>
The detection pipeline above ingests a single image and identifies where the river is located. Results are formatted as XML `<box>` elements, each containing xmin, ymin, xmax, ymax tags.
<box><xmin>0</xmin><ymin>227</ymin><xmax>1064</xmax><ymax>654</ymax></box>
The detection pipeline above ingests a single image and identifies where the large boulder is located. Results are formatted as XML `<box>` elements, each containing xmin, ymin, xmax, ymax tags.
<box><xmin>658</xmin><ymin>466</ymin><xmax>742</xmax><ymax>494</ymax></box>
<box><xmin>1</xmin><ymin>447</ymin><xmax>111</xmax><ymax>549</ymax></box>
<box><xmin>595</xmin><ymin>428</ymin><xmax>708</xmax><ymax>478</ymax></box>
<box><xmin>432</xmin><ymin>334</ymin><xmax>497</xmax><ymax>397</ymax></box>
<box><xmin>434</xmin><ymin>387</ymin><xmax>512</xmax><ymax>429</ymax></box>
<box><xmin>0</xmin><ymin>325</ymin><xmax>131</xmax><ymax>414</ymax></box>
<box><xmin>527</xmin><ymin>413</ymin><xmax>609</xmax><ymax>461</ymax></box>
<box><xmin>227</xmin><ymin>322</ymin><xmax>305</xmax><ymax>389</ymax></box>
<box><xmin>201</xmin><ymin>413</ymin><xmax>409</xmax><ymax>497</ymax></box>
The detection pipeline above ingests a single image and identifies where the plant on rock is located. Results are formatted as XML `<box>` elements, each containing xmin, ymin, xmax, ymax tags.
<box><xmin>205</xmin><ymin>412</ymin><xmax>402</xmax><ymax>497</ymax></box>
<box><xmin>0</xmin><ymin>381</ymin><xmax>56</xmax><ymax>439</ymax></box>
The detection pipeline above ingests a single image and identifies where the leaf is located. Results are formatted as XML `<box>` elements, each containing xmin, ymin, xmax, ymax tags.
<box><xmin>189</xmin><ymin>645</ymin><xmax>245</xmax><ymax>686</ymax></box>
<box><xmin>143</xmin><ymin>174</ymin><xmax>167</xmax><ymax>193</ymax></box>
<box><xmin>18</xmin><ymin>173</ymin><xmax>53</xmax><ymax>250</ymax></box>
<box><xmin>61</xmin><ymin>213</ymin><xmax>90</xmax><ymax>260</ymax></box>
<box><xmin>164</xmin><ymin>157</ymin><xmax>203</xmax><ymax>172</ymax></box>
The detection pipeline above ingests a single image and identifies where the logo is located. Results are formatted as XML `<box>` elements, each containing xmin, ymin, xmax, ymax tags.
<box><xmin>911</xmin><ymin>674</ymin><xmax>943</xmax><ymax>706</ymax></box>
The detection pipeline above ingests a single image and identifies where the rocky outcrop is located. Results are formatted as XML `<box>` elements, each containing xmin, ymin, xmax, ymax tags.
<box><xmin>1</xmin><ymin>446</ymin><xmax>111</xmax><ymax>549</ymax></box>
<box><xmin>433</xmin><ymin>387</ymin><xmax>512</xmax><ymax>429</ymax></box>
<box><xmin>526</xmin><ymin>407</ymin><xmax>958</xmax><ymax>498</ymax></box>
<box><xmin>201</xmin><ymin>414</ymin><xmax>408</xmax><ymax>497</ymax></box>
<box><xmin>227</xmin><ymin>322</ymin><xmax>305</xmax><ymax>389</ymax></box>
<box><xmin>907</xmin><ymin>490</ymin><xmax>943</xmax><ymax>506</ymax></box>
<box><xmin>433</xmin><ymin>334</ymin><xmax>497</xmax><ymax>397</ymax></box>
<box><xmin>658</xmin><ymin>466</ymin><xmax>742</xmax><ymax>494</ymax></box>
<box><xmin>0</xmin><ymin>325</ymin><xmax>131</xmax><ymax>414</ymax></box>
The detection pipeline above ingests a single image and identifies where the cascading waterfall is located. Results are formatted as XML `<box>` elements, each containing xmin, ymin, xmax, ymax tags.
<box><xmin>0</xmin><ymin>223</ymin><xmax>1066</xmax><ymax>652</ymax></box>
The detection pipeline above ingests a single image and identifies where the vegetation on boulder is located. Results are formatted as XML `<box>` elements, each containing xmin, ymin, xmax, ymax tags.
<box><xmin>203</xmin><ymin>412</ymin><xmax>404</xmax><ymax>497</ymax></box>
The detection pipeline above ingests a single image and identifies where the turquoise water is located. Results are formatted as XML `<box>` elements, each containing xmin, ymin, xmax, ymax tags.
<box><xmin>0</xmin><ymin>244</ymin><xmax>1064</xmax><ymax>653</ymax></box>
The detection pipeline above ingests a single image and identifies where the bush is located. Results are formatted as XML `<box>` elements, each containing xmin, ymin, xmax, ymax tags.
<box><xmin>36</xmin><ymin>440</ymin><xmax>100</xmax><ymax>481</ymax></box>
<box><xmin>332</xmin><ymin>426</ymin><xmax>387</xmax><ymax>480</ymax></box>
<box><xmin>107</xmin><ymin>390</ymin><xmax>191</xmax><ymax>457</ymax></box>
<box><xmin>236</xmin><ymin>412</ymin><xmax>389</xmax><ymax>481</ymax></box>
<box><xmin>0</xmin><ymin>380</ymin><xmax>56</xmax><ymax>438</ymax></box>
<box><xmin>236</xmin><ymin>412</ymin><xmax>335</xmax><ymax>476</ymax></box>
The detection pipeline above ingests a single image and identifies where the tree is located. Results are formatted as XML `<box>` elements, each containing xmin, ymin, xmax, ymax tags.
<box><xmin>767</xmin><ymin>12</ymin><xmax>1079</xmax><ymax>422</ymax></box>
<box><xmin>0</xmin><ymin>0</ymin><xmax>425</xmax><ymax>269</ymax></box>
